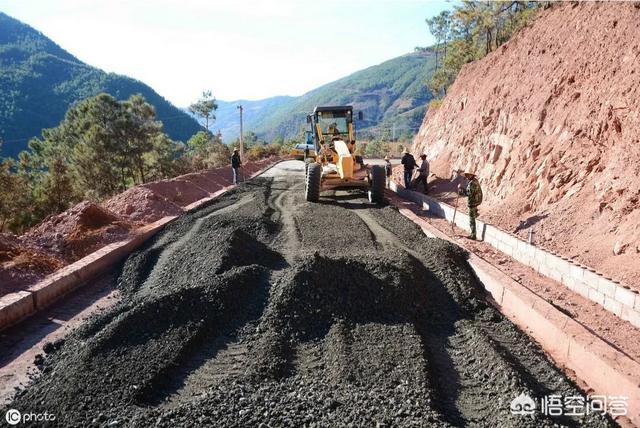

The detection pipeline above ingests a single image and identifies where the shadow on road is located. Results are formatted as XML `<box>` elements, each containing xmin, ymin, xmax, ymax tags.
<box><xmin>315</xmin><ymin>190</ymin><xmax>389</xmax><ymax>210</ymax></box>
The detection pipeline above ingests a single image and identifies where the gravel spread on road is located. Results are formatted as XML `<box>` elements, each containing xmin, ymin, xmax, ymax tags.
<box><xmin>5</xmin><ymin>163</ymin><xmax>615</xmax><ymax>427</ymax></box>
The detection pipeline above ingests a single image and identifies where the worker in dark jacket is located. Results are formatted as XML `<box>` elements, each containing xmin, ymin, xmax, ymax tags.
<box><xmin>231</xmin><ymin>148</ymin><xmax>242</xmax><ymax>184</ymax></box>
<box><xmin>400</xmin><ymin>149</ymin><xmax>417</xmax><ymax>189</ymax></box>
<box><xmin>458</xmin><ymin>172</ymin><xmax>483</xmax><ymax>240</ymax></box>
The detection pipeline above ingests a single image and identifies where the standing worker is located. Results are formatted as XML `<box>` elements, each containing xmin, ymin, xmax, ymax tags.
<box><xmin>384</xmin><ymin>156</ymin><xmax>393</xmax><ymax>188</ymax></box>
<box><xmin>458</xmin><ymin>172</ymin><xmax>483</xmax><ymax>240</ymax></box>
<box><xmin>415</xmin><ymin>154</ymin><xmax>429</xmax><ymax>194</ymax></box>
<box><xmin>231</xmin><ymin>147</ymin><xmax>242</xmax><ymax>184</ymax></box>
<box><xmin>400</xmin><ymin>148</ymin><xmax>417</xmax><ymax>189</ymax></box>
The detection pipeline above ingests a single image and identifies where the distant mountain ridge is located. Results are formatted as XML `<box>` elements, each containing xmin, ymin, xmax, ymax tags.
<box><xmin>0</xmin><ymin>12</ymin><xmax>200</xmax><ymax>158</ymax></box>
<box><xmin>205</xmin><ymin>96</ymin><xmax>295</xmax><ymax>140</ymax></box>
<box><xmin>205</xmin><ymin>51</ymin><xmax>436</xmax><ymax>143</ymax></box>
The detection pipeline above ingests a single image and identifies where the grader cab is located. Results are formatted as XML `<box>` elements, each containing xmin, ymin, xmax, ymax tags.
<box><xmin>303</xmin><ymin>106</ymin><xmax>386</xmax><ymax>203</ymax></box>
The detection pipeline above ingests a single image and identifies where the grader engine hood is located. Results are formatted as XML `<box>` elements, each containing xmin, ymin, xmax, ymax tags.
<box><xmin>333</xmin><ymin>140</ymin><xmax>354</xmax><ymax>179</ymax></box>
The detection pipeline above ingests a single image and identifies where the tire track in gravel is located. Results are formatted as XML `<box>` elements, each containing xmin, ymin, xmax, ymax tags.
<box><xmin>141</xmin><ymin>186</ymin><xmax>290</xmax><ymax>408</ymax></box>
<box><xmin>267</xmin><ymin>175</ymin><xmax>304</xmax><ymax>261</ymax></box>
<box><xmin>149</xmin><ymin>175</ymin><xmax>306</xmax><ymax>409</ymax></box>
<box><xmin>354</xmin><ymin>208</ymin><xmax>495</xmax><ymax>425</ymax></box>
<box><xmin>343</xmin><ymin>201</ymin><xmax>609</xmax><ymax>427</ymax></box>
<box><xmin>365</xmin><ymin>206</ymin><xmax>613</xmax><ymax>427</ymax></box>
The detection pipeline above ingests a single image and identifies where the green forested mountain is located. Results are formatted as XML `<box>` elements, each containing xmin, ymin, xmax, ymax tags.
<box><xmin>210</xmin><ymin>51</ymin><xmax>436</xmax><ymax>143</ymax></box>
<box><xmin>0</xmin><ymin>12</ymin><xmax>200</xmax><ymax>158</ymax></box>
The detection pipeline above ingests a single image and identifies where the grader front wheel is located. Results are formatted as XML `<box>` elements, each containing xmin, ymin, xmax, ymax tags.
<box><xmin>368</xmin><ymin>165</ymin><xmax>386</xmax><ymax>203</ymax></box>
<box><xmin>305</xmin><ymin>163</ymin><xmax>321</xmax><ymax>202</ymax></box>
<box><xmin>304</xmin><ymin>158</ymin><xmax>314</xmax><ymax>175</ymax></box>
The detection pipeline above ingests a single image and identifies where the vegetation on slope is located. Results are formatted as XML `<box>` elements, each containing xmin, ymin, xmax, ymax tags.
<box><xmin>0</xmin><ymin>12</ymin><xmax>200</xmax><ymax>158</ymax></box>
<box><xmin>1</xmin><ymin>94</ymin><xmax>179</xmax><ymax>231</ymax></box>
<box><xmin>421</xmin><ymin>1</ymin><xmax>543</xmax><ymax>97</ymax></box>
<box><xmin>0</xmin><ymin>91</ymin><xmax>295</xmax><ymax>233</ymax></box>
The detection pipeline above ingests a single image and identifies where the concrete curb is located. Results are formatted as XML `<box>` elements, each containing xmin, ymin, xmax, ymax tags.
<box><xmin>390</xmin><ymin>196</ymin><xmax>640</xmax><ymax>426</ymax></box>
<box><xmin>0</xmin><ymin>291</ymin><xmax>33</xmax><ymax>331</ymax></box>
<box><xmin>0</xmin><ymin>216</ymin><xmax>176</xmax><ymax>331</ymax></box>
<box><xmin>388</xmin><ymin>181</ymin><xmax>640</xmax><ymax>329</ymax></box>
<box><xmin>0</xmin><ymin>159</ymin><xmax>283</xmax><ymax>332</ymax></box>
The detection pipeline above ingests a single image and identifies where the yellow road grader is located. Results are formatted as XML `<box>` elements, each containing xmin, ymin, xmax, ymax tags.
<box><xmin>304</xmin><ymin>106</ymin><xmax>386</xmax><ymax>203</ymax></box>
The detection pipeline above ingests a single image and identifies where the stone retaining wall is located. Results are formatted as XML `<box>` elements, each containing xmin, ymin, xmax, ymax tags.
<box><xmin>389</xmin><ymin>181</ymin><xmax>640</xmax><ymax>329</ymax></box>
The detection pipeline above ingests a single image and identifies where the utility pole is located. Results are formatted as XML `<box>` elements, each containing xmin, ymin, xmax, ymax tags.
<box><xmin>237</xmin><ymin>104</ymin><xmax>244</xmax><ymax>160</ymax></box>
<box><xmin>392</xmin><ymin>123</ymin><xmax>396</xmax><ymax>142</ymax></box>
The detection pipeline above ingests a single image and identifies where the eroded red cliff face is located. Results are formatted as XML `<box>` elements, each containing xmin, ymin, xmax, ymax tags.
<box><xmin>413</xmin><ymin>2</ymin><xmax>640</xmax><ymax>286</ymax></box>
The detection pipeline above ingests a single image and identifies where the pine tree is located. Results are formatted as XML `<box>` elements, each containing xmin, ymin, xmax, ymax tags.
<box><xmin>188</xmin><ymin>91</ymin><xmax>218</xmax><ymax>134</ymax></box>
<box><xmin>426</xmin><ymin>1</ymin><xmax>541</xmax><ymax>97</ymax></box>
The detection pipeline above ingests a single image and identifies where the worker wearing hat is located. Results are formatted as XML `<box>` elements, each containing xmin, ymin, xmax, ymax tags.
<box><xmin>458</xmin><ymin>171</ymin><xmax>483</xmax><ymax>240</ymax></box>
<box><xmin>231</xmin><ymin>147</ymin><xmax>242</xmax><ymax>184</ymax></box>
<box><xmin>384</xmin><ymin>156</ymin><xmax>392</xmax><ymax>188</ymax></box>
<box><xmin>415</xmin><ymin>154</ymin><xmax>429</xmax><ymax>194</ymax></box>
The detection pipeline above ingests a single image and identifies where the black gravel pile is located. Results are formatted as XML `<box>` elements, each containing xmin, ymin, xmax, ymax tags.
<box><xmin>4</xmin><ymin>174</ymin><xmax>615</xmax><ymax>427</ymax></box>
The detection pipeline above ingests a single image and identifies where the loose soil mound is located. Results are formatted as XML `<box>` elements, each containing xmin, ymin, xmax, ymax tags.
<box><xmin>23</xmin><ymin>201</ymin><xmax>133</xmax><ymax>262</ymax></box>
<box><xmin>0</xmin><ymin>233</ymin><xmax>64</xmax><ymax>296</ymax></box>
<box><xmin>412</xmin><ymin>2</ymin><xmax>640</xmax><ymax>288</ymax></box>
<box><xmin>103</xmin><ymin>186</ymin><xmax>183</xmax><ymax>224</ymax></box>
<box><xmin>200</xmin><ymin>169</ymin><xmax>232</xmax><ymax>187</ymax></box>
<box><xmin>179</xmin><ymin>172</ymin><xmax>223</xmax><ymax>194</ymax></box>
<box><xmin>6</xmin><ymin>175</ymin><xmax>613</xmax><ymax>427</ymax></box>
<box><xmin>2</xmin><ymin>160</ymin><xmax>279</xmax><ymax>293</ymax></box>
<box><xmin>142</xmin><ymin>178</ymin><xmax>209</xmax><ymax>207</ymax></box>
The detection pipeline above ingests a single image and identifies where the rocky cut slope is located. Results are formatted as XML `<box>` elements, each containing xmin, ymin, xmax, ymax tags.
<box><xmin>413</xmin><ymin>2</ymin><xmax>640</xmax><ymax>287</ymax></box>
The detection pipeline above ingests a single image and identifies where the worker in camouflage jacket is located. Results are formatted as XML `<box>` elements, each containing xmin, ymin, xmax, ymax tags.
<box><xmin>458</xmin><ymin>172</ymin><xmax>483</xmax><ymax>240</ymax></box>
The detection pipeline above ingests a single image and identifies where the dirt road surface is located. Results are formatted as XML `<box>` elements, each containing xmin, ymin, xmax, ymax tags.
<box><xmin>3</xmin><ymin>161</ymin><xmax>615</xmax><ymax>427</ymax></box>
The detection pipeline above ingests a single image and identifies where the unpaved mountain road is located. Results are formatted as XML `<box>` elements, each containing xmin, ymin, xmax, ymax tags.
<box><xmin>4</xmin><ymin>161</ymin><xmax>614</xmax><ymax>427</ymax></box>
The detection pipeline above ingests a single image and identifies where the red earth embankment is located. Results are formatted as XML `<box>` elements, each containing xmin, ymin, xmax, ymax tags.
<box><xmin>411</xmin><ymin>2</ymin><xmax>640</xmax><ymax>289</ymax></box>
<box><xmin>22</xmin><ymin>202</ymin><xmax>134</xmax><ymax>262</ymax></box>
<box><xmin>0</xmin><ymin>233</ymin><xmax>64</xmax><ymax>296</ymax></box>
<box><xmin>0</xmin><ymin>158</ymin><xmax>278</xmax><ymax>297</ymax></box>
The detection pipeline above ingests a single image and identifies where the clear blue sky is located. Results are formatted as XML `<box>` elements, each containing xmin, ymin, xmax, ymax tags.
<box><xmin>0</xmin><ymin>0</ymin><xmax>453</xmax><ymax>106</ymax></box>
